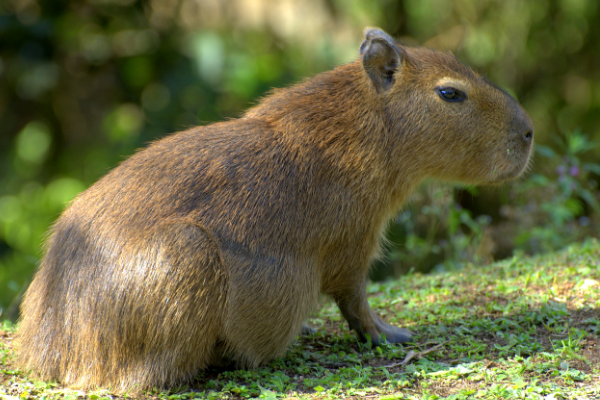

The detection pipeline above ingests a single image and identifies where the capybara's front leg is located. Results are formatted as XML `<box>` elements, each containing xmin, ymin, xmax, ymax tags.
<box><xmin>335</xmin><ymin>286</ymin><xmax>412</xmax><ymax>345</ymax></box>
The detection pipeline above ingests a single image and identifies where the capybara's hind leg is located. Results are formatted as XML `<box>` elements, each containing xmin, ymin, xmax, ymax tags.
<box><xmin>219</xmin><ymin>251</ymin><xmax>319</xmax><ymax>368</ymax></box>
<box><xmin>18</xmin><ymin>220</ymin><xmax>229</xmax><ymax>392</ymax></box>
<box><xmin>113</xmin><ymin>221</ymin><xmax>230</xmax><ymax>390</ymax></box>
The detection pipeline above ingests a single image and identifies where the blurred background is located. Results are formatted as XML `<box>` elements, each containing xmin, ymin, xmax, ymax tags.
<box><xmin>1</xmin><ymin>0</ymin><xmax>599</xmax><ymax>319</ymax></box>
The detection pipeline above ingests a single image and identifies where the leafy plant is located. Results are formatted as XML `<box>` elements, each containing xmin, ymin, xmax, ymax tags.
<box><xmin>513</xmin><ymin>131</ymin><xmax>600</xmax><ymax>253</ymax></box>
<box><xmin>379</xmin><ymin>184</ymin><xmax>491</xmax><ymax>278</ymax></box>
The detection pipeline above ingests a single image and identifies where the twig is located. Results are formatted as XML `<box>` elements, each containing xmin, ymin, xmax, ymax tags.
<box><xmin>384</xmin><ymin>341</ymin><xmax>449</xmax><ymax>368</ymax></box>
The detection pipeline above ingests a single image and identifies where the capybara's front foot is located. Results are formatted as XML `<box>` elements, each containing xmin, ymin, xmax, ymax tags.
<box><xmin>360</xmin><ymin>314</ymin><xmax>412</xmax><ymax>345</ymax></box>
<box><xmin>336</xmin><ymin>295</ymin><xmax>413</xmax><ymax>346</ymax></box>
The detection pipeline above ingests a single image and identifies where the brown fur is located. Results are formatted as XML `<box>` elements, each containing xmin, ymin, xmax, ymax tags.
<box><xmin>17</xmin><ymin>28</ymin><xmax>533</xmax><ymax>392</ymax></box>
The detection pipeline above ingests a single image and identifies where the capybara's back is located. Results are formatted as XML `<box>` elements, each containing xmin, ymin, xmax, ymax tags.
<box><xmin>18</xmin><ymin>28</ymin><xmax>533</xmax><ymax>392</ymax></box>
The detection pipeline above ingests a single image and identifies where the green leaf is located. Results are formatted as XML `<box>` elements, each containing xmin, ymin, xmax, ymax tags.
<box><xmin>579</xmin><ymin>188</ymin><xmax>600</xmax><ymax>214</ymax></box>
<box><xmin>584</xmin><ymin>162</ymin><xmax>600</xmax><ymax>175</ymax></box>
<box><xmin>535</xmin><ymin>144</ymin><xmax>557</xmax><ymax>158</ymax></box>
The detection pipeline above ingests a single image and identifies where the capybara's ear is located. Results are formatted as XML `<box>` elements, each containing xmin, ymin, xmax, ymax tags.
<box><xmin>360</xmin><ymin>27</ymin><xmax>403</xmax><ymax>92</ymax></box>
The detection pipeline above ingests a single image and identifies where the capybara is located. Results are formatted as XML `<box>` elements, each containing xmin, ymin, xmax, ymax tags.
<box><xmin>17</xmin><ymin>28</ymin><xmax>533</xmax><ymax>391</ymax></box>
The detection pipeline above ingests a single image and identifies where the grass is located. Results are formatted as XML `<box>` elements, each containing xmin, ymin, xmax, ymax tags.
<box><xmin>1</xmin><ymin>239</ymin><xmax>599</xmax><ymax>399</ymax></box>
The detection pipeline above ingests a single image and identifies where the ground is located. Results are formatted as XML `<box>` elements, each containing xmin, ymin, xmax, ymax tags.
<box><xmin>1</xmin><ymin>239</ymin><xmax>599</xmax><ymax>399</ymax></box>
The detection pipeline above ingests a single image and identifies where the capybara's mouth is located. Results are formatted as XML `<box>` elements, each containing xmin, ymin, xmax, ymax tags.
<box><xmin>487</xmin><ymin>148</ymin><xmax>533</xmax><ymax>184</ymax></box>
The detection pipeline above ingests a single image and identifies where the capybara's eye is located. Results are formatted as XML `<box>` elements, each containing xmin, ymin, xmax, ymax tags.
<box><xmin>437</xmin><ymin>87</ymin><xmax>466</xmax><ymax>102</ymax></box>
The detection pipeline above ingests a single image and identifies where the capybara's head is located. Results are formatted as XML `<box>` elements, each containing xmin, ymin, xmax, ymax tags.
<box><xmin>360</xmin><ymin>28</ymin><xmax>533</xmax><ymax>184</ymax></box>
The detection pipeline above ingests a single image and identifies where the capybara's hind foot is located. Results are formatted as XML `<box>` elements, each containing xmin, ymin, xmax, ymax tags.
<box><xmin>301</xmin><ymin>324</ymin><xmax>316</xmax><ymax>336</ymax></box>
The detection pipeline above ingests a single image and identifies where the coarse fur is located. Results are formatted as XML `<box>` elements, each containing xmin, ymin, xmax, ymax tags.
<box><xmin>17</xmin><ymin>28</ymin><xmax>534</xmax><ymax>392</ymax></box>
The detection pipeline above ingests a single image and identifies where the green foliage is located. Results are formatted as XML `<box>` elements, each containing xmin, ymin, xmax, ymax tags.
<box><xmin>381</xmin><ymin>185</ymin><xmax>490</xmax><ymax>276</ymax></box>
<box><xmin>512</xmin><ymin>131</ymin><xmax>600</xmax><ymax>254</ymax></box>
